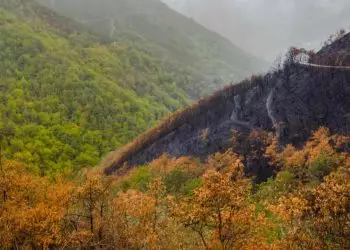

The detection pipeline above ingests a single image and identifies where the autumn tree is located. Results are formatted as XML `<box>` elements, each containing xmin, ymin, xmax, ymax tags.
<box><xmin>265</xmin><ymin>127</ymin><xmax>345</xmax><ymax>182</ymax></box>
<box><xmin>169</xmin><ymin>157</ymin><xmax>255</xmax><ymax>249</ymax></box>
<box><xmin>269</xmin><ymin>152</ymin><xmax>349</xmax><ymax>249</ymax></box>
<box><xmin>107</xmin><ymin>178</ymin><xmax>172</xmax><ymax>249</ymax></box>
<box><xmin>0</xmin><ymin>160</ymin><xmax>73</xmax><ymax>248</ymax></box>
<box><xmin>270</xmin><ymin>166</ymin><xmax>349</xmax><ymax>249</ymax></box>
<box><xmin>66</xmin><ymin>171</ymin><xmax>112</xmax><ymax>248</ymax></box>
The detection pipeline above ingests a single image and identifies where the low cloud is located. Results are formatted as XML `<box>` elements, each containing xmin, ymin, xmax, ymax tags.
<box><xmin>164</xmin><ymin>0</ymin><xmax>350</xmax><ymax>61</ymax></box>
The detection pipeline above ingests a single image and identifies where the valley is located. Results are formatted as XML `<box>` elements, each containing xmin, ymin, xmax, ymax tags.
<box><xmin>0</xmin><ymin>1</ymin><xmax>349</xmax><ymax>249</ymax></box>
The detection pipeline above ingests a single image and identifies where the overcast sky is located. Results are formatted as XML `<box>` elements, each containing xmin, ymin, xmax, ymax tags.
<box><xmin>163</xmin><ymin>0</ymin><xmax>350</xmax><ymax>61</ymax></box>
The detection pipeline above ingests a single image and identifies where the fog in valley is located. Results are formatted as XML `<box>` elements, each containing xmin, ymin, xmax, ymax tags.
<box><xmin>163</xmin><ymin>0</ymin><xmax>350</xmax><ymax>61</ymax></box>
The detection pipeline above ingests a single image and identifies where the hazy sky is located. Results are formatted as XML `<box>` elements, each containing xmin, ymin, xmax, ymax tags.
<box><xmin>163</xmin><ymin>0</ymin><xmax>350</xmax><ymax>61</ymax></box>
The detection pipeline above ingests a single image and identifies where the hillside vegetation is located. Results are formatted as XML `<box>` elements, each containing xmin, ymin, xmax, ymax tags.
<box><xmin>1</xmin><ymin>128</ymin><xmax>349</xmax><ymax>249</ymax></box>
<box><xmin>0</xmin><ymin>2</ymin><xmax>348</xmax><ymax>248</ymax></box>
<box><xmin>37</xmin><ymin>0</ymin><xmax>267</xmax><ymax>98</ymax></box>
<box><xmin>0</xmin><ymin>0</ymin><xmax>191</xmax><ymax>176</ymax></box>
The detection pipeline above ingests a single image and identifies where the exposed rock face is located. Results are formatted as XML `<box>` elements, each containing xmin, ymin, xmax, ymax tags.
<box><xmin>105</xmin><ymin>34</ymin><xmax>350</xmax><ymax>180</ymax></box>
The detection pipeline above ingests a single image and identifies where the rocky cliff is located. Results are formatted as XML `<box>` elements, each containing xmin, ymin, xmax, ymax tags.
<box><xmin>104</xmin><ymin>33</ymin><xmax>350</xmax><ymax>180</ymax></box>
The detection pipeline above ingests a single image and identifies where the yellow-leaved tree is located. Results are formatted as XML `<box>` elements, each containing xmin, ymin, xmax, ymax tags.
<box><xmin>0</xmin><ymin>160</ymin><xmax>73</xmax><ymax>248</ymax></box>
<box><xmin>169</xmin><ymin>155</ymin><xmax>259</xmax><ymax>249</ymax></box>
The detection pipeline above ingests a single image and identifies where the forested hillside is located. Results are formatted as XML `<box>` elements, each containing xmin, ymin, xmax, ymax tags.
<box><xmin>37</xmin><ymin>0</ymin><xmax>267</xmax><ymax>98</ymax></box>
<box><xmin>0</xmin><ymin>1</ymin><xmax>349</xmax><ymax>248</ymax></box>
<box><xmin>0</xmin><ymin>0</ymin><xmax>191</xmax><ymax>176</ymax></box>
<box><xmin>1</xmin><ymin>128</ymin><xmax>349</xmax><ymax>249</ymax></box>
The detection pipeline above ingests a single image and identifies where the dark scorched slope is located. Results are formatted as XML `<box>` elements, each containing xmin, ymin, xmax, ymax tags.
<box><xmin>105</xmin><ymin>33</ymin><xmax>350</xmax><ymax>176</ymax></box>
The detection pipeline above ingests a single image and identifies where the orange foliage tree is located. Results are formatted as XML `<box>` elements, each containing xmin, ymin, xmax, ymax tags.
<box><xmin>266</xmin><ymin>128</ymin><xmax>350</xmax><ymax>249</ymax></box>
<box><xmin>265</xmin><ymin>127</ymin><xmax>345</xmax><ymax>182</ymax></box>
<box><xmin>0</xmin><ymin>160</ymin><xmax>73</xmax><ymax>248</ymax></box>
<box><xmin>106</xmin><ymin>178</ymin><xmax>173</xmax><ymax>249</ymax></box>
<box><xmin>270</xmin><ymin>165</ymin><xmax>349</xmax><ymax>249</ymax></box>
<box><xmin>169</xmin><ymin>157</ymin><xmax>258</xmax><ymax>249</ymax></box>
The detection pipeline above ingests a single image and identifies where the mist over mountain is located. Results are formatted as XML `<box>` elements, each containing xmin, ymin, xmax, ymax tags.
<box><xmin>37</xmin><ymin>0</ymin><xmax>267</xmax><ymax>98</ymax></box>
<box><xmin>163</xmin><ymin>0</ymin><xmax>350</xmax><ymax>61</ymax></box>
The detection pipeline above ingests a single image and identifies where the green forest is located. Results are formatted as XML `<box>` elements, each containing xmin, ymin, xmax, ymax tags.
<box><xmin>0</xmin><ymin>0</ymin><xmax>267</xmax><ymax>177</ymax></box>
<box><xmin>37</xmin><ymin>0</ymin><xmax>267</xmax><ymax>98</ymax></box>
<box><xmin>0</xmin><ymin>1</ymin><xmax>192</xmax><ymax>176</ymax></box>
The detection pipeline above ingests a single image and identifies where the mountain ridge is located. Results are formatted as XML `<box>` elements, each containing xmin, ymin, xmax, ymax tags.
<box><xmin>104</xmin><ymin>32</ymin><xmax>350</xmax><ymax>179</ymax></box>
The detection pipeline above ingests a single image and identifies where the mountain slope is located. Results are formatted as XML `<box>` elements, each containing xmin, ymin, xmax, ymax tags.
<box><xmin>0</xmin><ymin>0</ymin><xmax>191</xmax><ymax>176</ymax></box>
<box><xmin>104</xmin><ymin>33</ymin><xmax>350</xmax><ymax>178</ymax></box>
<box><xmin>37</xmin><ymin>0</ymin><xmax>267</xmax><ymax>98</ymax></box>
